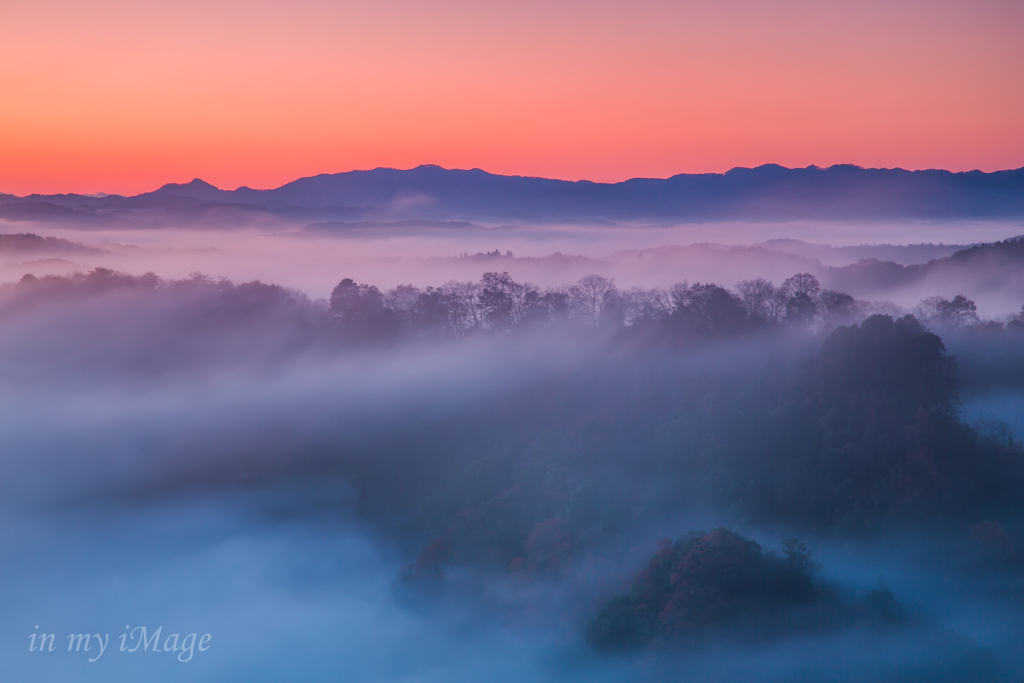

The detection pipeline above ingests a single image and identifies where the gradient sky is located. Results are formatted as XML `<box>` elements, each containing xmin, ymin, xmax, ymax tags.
<box><xmin>1</xmin><ymin>0</ymin><xmax>1022</xmax><ymax>195</ymax></box>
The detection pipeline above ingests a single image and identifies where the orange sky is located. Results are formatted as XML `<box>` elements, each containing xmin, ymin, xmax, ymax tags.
<box><xmin>1</xmin><ymin>0</ymin><xmax>1022</xmax><ymax>196</ymax></box>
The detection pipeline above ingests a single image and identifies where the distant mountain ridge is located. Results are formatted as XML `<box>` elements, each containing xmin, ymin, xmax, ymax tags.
<box><xmin>2</xmin><ymin>164</ymin><xmax>1024</xmax><ymax>225</ymax></box>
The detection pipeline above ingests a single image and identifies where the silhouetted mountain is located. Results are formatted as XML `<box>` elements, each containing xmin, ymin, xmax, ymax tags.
<box><xmin>0</xmin><ymin>201</ymin><xmax>108</xmax><ymax>224</ymax></box>
<box><xmin>3</xmin><ymin>164</ymin><xmax>1023</xmax><ymax>225</ymax></box>
<box><xmin>148</xmin><ymin>178</ymin><xmax>228</xmax><ymax>201</ymax></box>
<box><xmin>0</xmin><ymin>232</ymin><xmax>106</xmax><ymax>255</ymax></box>
<box><xmin>228</xmin><ymin>164</ymin><xmax>1024</xmax><ymax>221</ymax></box>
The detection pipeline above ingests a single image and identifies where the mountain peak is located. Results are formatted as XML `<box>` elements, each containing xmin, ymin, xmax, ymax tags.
<box><xmin>161</xmin><ymin>178</ymin><xmax>219</xmax><ymax>191</ymax></box>
<box><xmin>148</xmin><ymin>178</ymin><xmax>224</xmax><ymax>199</ymax></box>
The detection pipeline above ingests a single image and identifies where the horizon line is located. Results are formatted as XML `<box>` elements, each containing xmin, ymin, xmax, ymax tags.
<box><xmin>4</xmin><ymin>162</ymin><xmax>1024</xmax><ymax>199</ymax></box>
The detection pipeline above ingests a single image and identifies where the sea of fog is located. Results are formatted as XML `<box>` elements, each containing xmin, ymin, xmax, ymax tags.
<box><xmin>3</xmin><ymin>217</ymin><xmax>1021</xmax><ymax>303</ymax></box>
<box><xmin>0</xmin><ymin>216</ymin><xmax>1022</xmax><ymax>681</ymax></box>
<box><xmin>2</xmin><ymin>352</ymin><xmax>1022</xmax><ymax>683</ymax></box>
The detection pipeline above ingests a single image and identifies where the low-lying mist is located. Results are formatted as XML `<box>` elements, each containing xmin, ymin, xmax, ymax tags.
<box><xmin>1</xmin><ymin>222</ymin><xmax>1024</xmax><ymax>681</ymax></box>
<box><xmin>1</xmin><ymin>215</ymin><xmax>1023</xmax><ymax>314</ymax></box>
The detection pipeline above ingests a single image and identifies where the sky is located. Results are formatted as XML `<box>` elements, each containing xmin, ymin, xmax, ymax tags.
<box><xmin>1</xmin><ymin>0</ymin><xmax>1022</xmax><ymax>196</ymax></box>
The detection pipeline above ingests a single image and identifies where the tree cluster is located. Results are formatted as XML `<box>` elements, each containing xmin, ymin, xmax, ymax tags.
<box><xmin>588</xmin><ymin>529</ymin><xmax>830</xmax><ymax>650</ymax></box>
<box><xmin>329</xmin><ymin>271</ymin><xmax>875</xmax><ymax>341</ymax></box>
<box><xmin>405</xmin><ymin>314</ymin><xmax>1024</xmax><ymax>585</ymax></box>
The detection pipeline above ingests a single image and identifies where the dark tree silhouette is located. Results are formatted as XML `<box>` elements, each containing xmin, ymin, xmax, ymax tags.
<box><xmin>669</xmin><ymin>283</ymin><xmax>747</xmax><ymax>335</ymax></box>
<box><xmin>478</xmin><ymin>272</ymin><xmax>516</xmax><ymax>330</ymax></box>
<box><xmin>785</xmin><ymin>291</ymin><xmax>818</xmax><ymax>326</ymax></box>
<box><xmin>588</xmin><ymin>529</ymin><xmax>827</xmax><ymax>650</ymax></box>
<box><xmin>818</xmin><ymin>314</ymin><xmax>960</xmax><ymax>424</ymax></box>
<box><xmin>782</xmin><ymin>273</ymin><xmax>821</xmax><ymax>298</ymax></box>
<box><xmin>329</xmin><ymin>278</ymin><xmax>399</xmax><ymax>335</ymax></box>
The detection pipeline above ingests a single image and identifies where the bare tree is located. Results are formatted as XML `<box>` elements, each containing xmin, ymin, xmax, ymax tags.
<box><xmin>441</xmin><ymin>280</ymin><xmax>481</xmax><ymax>336</ymax></box>
<box><xmin>477</xmin><ymin>272</ymin><xmax>542</xmax><ymax>328</ymax></box>
<box><xmin>385</xmin><ymin>284</ymin><xmax>421</xmax><ymax>326</ymax></box>
<box><xmin>624</xmin><ymin>287</ymin><xmax>670</xmax><ymax>326</ymax></box>
<box><xmin>735</xmin><ymin>278</ymin><xmax>774</xmax><ymax>319</ymax></box>
<box><xmin>570</xmin><ymin>274</ymin><xmax>617</xmax><ymax>326</ymax></box>
<box><xmin>478</xmin><ymin>272</ymin><xmax>515</xmax><ymax>330</ymax></box>
<box><xmin>668</xmin><ymin>281</ymin><xmax>691</xmax><ymax>314</ymax></box>
<box><xmin>765</xmin><ymin>285</ymin><xmax>790</xmax><ymax>323</ymax></box>
<box><xmin>782</xmin><ymin>273</ymin><xmax>821</xmax><ymax>299</ymax></box>
<box><xmin>539</xmin><ymin>287</ymin><xmax>571</xmax><ymax>325</ymax></box>
<box><xmin>509</xmin><ymin>280</ymin><xmax>541</xmax><ymax>325</ymax></box>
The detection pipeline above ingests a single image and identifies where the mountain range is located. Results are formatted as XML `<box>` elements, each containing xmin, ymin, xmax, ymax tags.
<box><xmin>2</xmin><ymin>164</ymin><xmax>1023</xmax><ymax>226</ymax></box>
